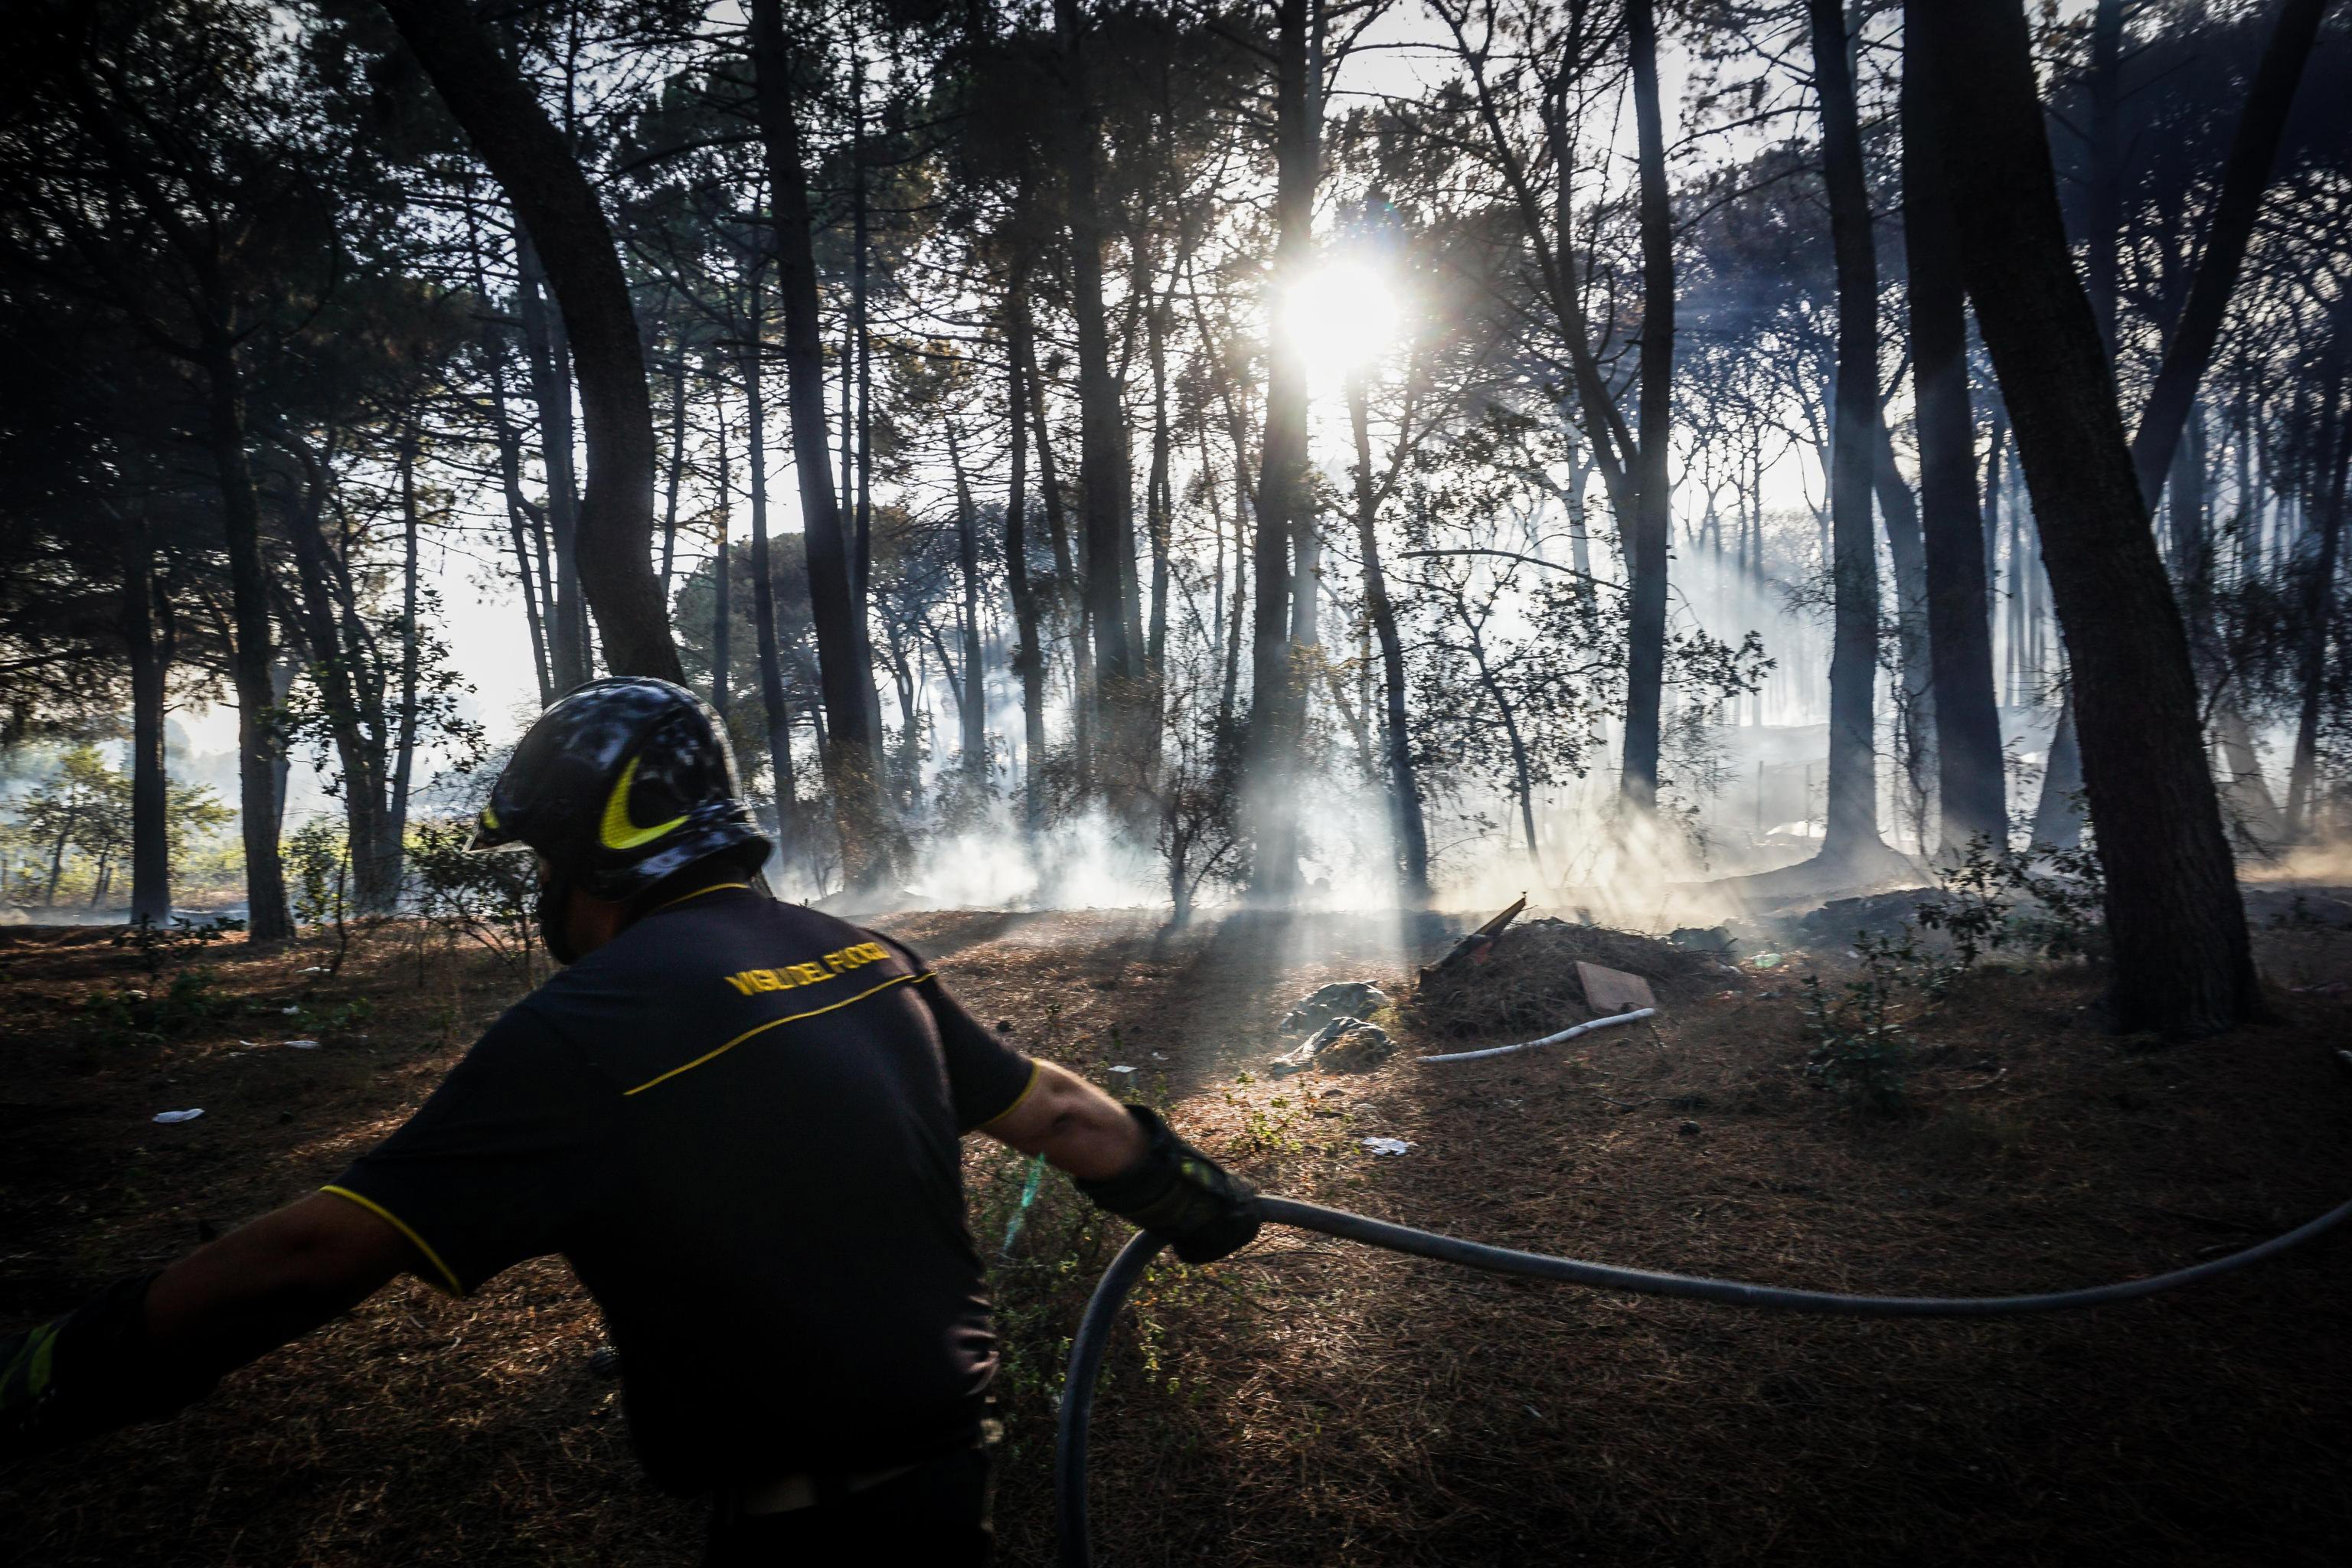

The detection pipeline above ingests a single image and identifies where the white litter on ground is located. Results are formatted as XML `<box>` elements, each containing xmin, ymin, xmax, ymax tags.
<box><xmin>1107</xmin><ymin>1064</ymin><xmax>1135</xmax><ymax>1074</ymax></box>
<box><xmin>1361</xmin><ymin>1137</ymin><xmax>1415</xmax><ymax>1156</ymax></box>
<box><xmin>283</xmin><ymin>1039</ymin><xmax>321</xmax><ymax>1050</ymax></box>
<box><xmin>152</xmin><ymin>1109</ymin><xmax>204</xmax><ymax>1125</ymax></box>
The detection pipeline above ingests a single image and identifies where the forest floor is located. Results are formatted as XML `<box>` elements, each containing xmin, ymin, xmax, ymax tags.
<box><xmin>1</xmin><ymin>896</ymin><xmax>2347</xmax><ymax>1566</ymax></box>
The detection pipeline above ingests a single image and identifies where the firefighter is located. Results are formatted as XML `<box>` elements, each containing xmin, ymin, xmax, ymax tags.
<box><xmin>0</xmin><ymin>678</ymin><xmax>1259</xmax><ymax>1563</ymax></box>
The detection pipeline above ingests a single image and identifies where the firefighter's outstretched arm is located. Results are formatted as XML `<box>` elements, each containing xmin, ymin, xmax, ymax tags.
<box><xmin>2</xmin><ymin>1192</ymin><xmax>414</xmax><ymax>1463</ymax></box>
<box><xmin>982</xmin><ymin>1060</ymin><xmax>1261</xmax><ymax>1264</ymax></box>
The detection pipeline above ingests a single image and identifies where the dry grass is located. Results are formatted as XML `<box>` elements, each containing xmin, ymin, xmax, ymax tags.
<box><xmin>2</xmin><ymin>907</ymin><xmax>2347</xmax><ymax>1566</ymax></box>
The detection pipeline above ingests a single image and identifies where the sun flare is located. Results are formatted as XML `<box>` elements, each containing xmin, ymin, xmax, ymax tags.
<box><xmin>1279</xmin><ymin>260</ymin><xmax>1401</xmax><ymax>381</ymax></box>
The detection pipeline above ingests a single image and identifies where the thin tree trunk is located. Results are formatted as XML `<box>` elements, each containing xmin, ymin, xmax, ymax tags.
<box><xmin>1024</xmin><ymin>322</ymin><xmax>1092</xmax><ymax>759</ymax></box>
<box><xmin>1619</xmin><ymin>0</ymin><xmax>1674</xmax><ymax>815</ymax></box>
<box><xmin>662</xmin><ymin>347</ymin><xmax>688</xmax><ymax>601</ymax></box>
<box><xmin>1249</xmin><ymin>0</ymin><xmax>1313</xmax><ymax>898</ymax></box>
<box><xmin>1919</xmin><ymin>0</ymin><xmax>2259</xmax><ymax>1035</ymax></box>
<box><xmin>710</xmin><ymin>413</ymin><xmax>733</xmax><ymax>721</ymax></box>
<box><xmin>1903</xmin><ymin>34</ymin><xmax>2006</xmax><ymax>852</ymax></box>
<box><xmin>1873</xmin><ymin>427</ymin><xmax>1935</xmax><ymax>836</ymax></box>
<box><xmin>466</xmin><ymin>203</ymin><xmax>557</xmax><ymax>706</ymax></box>
<box><xmin>1004</xmin><ymin>292</ymin><xmax>1047</xmax><ymax>831</ymax></box>
<box><xmin>514</xmin><ymin>230</ymin><xmax>589</xmax><ymax>691</ymax></box>
<box><xmin>740</xmin><ymin>298</ymin><xmax>797</xmax><ymax>839</ymax></box>
<box><xmin>1145</xmin><ymin>291</ymin><xmax>1174</xmax><ymax>683</ymax></box>
<box><xmin>387</xmin><ymin>433</ymin><xmax>423</xmax><ymax>902</ymax></box>
<box><xmin>851</xmin><ymin>54</ymin><xmax>875</xmax><ymax>618</ymax></box>
<box><xmin>121</xmin><ymin>511</ymin><xmax>170</xmax><ymax>924</ymax></box>
<box><xmin>200</xmin><ymin>337</ymin><xmax>292</xmax><ymax>939</ymax></box>
<box><xmin>44</xmin><ymin>822</ymin><xmax>71</xmax><ymax>906</ymax></box>
<box><xmin>750</xmin><ymin>0</ymin><xmax>890</xmax><ymax>886</ymax></box>
<box><xmin>280</xmin><ymin>440</ymin><xmax>394</xmax><ymax>913</ymax></box>
<box><xmin>947</xmin><ymin>418</ymin><xmax>988</xmax><ymax>779</ymax></box>
<box><xmin>1808</xmin><ymin>0</ymin><xmax>1889</xmax><ymax>864</ymax></box>
<box><xmin>2285</xmin><ymin>383</ymin><xmax>2350</xmax><ymax>838</ymax></box>
<box><xmin>1350</xmin><ymin>375</ymin><xmax>1430</xmax><ymax>903</ymax></box>
<box><xmin>1054</xmin><ymin>0</ymin><xmax>1140</xmax><ymax>751</ymax></box>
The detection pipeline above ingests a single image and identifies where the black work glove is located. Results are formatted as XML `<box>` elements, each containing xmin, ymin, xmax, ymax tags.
<box><xmin>1076</xmin><ymin>1106</ymin><xmax>1262</xmax><ymax>1263</ymax></box>
<box><xmin>0</xmin><ymin>1272</ymin><xmax>216</xmax><ymax>1464</ymax></box>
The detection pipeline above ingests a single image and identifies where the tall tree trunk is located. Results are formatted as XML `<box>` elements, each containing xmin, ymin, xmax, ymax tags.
<box><xmin>386</xmin><ymin>433</ymin><xmax>423</xmax><ymax>903</ymax></box>
<box><xmin>1027</xmin><ymin>314</ymin><xmax>1093</xmax><ymax>760</ymax></box>
<box><xmin>120</xmin><ymin>512</ymin><xmax>170</xmax><ymax>924</ymax></box>
<box><xmin>44</xmin><ymin>820</ymin><xmax>72</xmax><ymax>906</ymax></box>
<box><xmin>1054</xmin><ymin>0</ymin><xmax>1140</xmax><ymax>752</ymax></box>
<box><xmin>850</xmin><ymin>54</ymin><xmax>874</xmax><ymax>618</ymax></box>
<box><xmin>749</xmin><ymin>0</ymin><xmax>890</xmax><ymax>887</ymax></box>
<box><xmin>1350</xmin><ymin>376</ymin><xmax>1429</xmax><ymax>904</ymax></box>
<box><xmin>281</xmin><ymin>441</ymin><xmax>393</xmax><ymax>914</ymax></box>
<box><xmin>661</xmin><ymin>347</ymin><xmax>688</xmax><ymax>601</ymax></box>
<box><xmin>1873</xmin><ymin>428</ymin><xmax>1935</xmax><ymax>839</ymax></box>
<box><xmin>1903</xmin><ymin>24</ymin><xmax>2006</xmax><ymax>852</ymax></box>
<box><xmin>466</xmin><ymin>204</ymin><xmax>557</xmax><ymax>706</ymax></box>
<box><xmin>710</xmin><ymin>413</ymin><xmax>733</xmax><ymax>721</ymax></box>
<box><xmin>740</xmin><ymin>304</ymin><xmax>797</xmax><ymax>841</ymax></box>
<box><xmin>2285</xmin><ymin>381</ymin><xmax>2350</xmax><ymax>838</ymax></box>
<box><xmin>379</xmin><ymin>0</ymin><xmax>679</xmax><ymax>683</ymax></box>
<box><xmin>1566</xmin><ymin>449</ymin><xmax>1597</xmax><ymax>612</ymax></box>
<box><xmin>1004</xmin><ymin>293</ymin><xmax>1048</xmax><ymax>831</ymax></box>
<box><xmin>514</xmin><ymin>230</ymin><xmax>589</xmax><ymax>691</ymax></box>
<box><xmin>947</xmin><ymin>417</ymin><xmax>988</xmax><ymax>780</ymax></box>
<box><xmin>1145</xmin><ymin>290</ymin><xmax>1174</xmax><ymax>684</ymax></box>
<box><xmin>1919</xmin><ymin>0</ymin><xmax>2259</xmax><ymax>1035</ymax></box>
<box><xmin>1248</xmin><ymin>0</ymin><xmax>1313</xmax><ymax>899</ymax></box>
<box><xmin>1619</xmin><ymin>0</ymin><xmax>1674</xmax><ymax>815</ymax></box>
<box><xmin>199</xmin><ymin>336</ymin><xmax>292</xmax><ymax>939</ymax></box>
<box><xmin>1808</xmin><ymin>0</ymin><xmax>1890</xmax><ymax>864</ymax></box>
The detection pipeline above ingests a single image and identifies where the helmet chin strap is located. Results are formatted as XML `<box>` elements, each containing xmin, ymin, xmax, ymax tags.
<box><xmin>537</xmin><ymin>865</ymin><xmax>580</xmax><ymax>965</ymax></box>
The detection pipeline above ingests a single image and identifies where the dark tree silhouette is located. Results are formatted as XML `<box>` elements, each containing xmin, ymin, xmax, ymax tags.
<box><xmin>376</xmin><ymin>0</ymin><xmax>680</xmax><ymax>685</ymax></box>
<box><xmin>1917</xmin><ymin>0</ymin><xmax>2259</xmax><ymax>1035</ymax></box>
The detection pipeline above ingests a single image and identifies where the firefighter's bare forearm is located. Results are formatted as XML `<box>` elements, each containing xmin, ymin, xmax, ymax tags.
<box><xmin>983</xmin><ymin>1059</ymin><xmax>1148</xmax><ymax>1181</ymax></box>
<box><xmin>145</xmin><ymin>1193</ymin><xmax>413</xmax><ymax>1370</ymax></box>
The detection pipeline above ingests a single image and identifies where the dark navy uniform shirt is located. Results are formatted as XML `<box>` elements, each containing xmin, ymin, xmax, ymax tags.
<box><xmin>323</xmin><ymin>882</ymin><xmax>1039</xmax><ymax>1491</ymax></box>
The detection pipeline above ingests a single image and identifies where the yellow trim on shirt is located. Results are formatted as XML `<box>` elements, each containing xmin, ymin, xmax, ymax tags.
<box><xmin>320</xmin><ymin>1184</ymin><xmax>466</xmax><ymax>1295</ymax></box>
<box><xmin>622</xmin><ymin>971</ymin><xmax>933</xmax><ymax>1096</ymax></box>
<box><xmin>650</xmin><ymin>880</ymin><xmax>750</xmax><ymax>913</ymax></box>
<box><xmin>975</xmin><ymin>1058</ymin><xmax>1044</xmax><ymax>1133</ymax></box>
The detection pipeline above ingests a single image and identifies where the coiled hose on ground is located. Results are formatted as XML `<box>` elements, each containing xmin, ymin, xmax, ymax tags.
<box><xmin>1053</xmin><ymin>1192</ymin><xmax>2352</xmax><ymax>1568</ymax></box>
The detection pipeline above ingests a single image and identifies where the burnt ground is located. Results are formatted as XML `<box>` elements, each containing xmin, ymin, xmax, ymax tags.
<box><xmin>1</xmin><ymin>904</ymin><xmax>2347</xmax><ymax>1566</ymax></box>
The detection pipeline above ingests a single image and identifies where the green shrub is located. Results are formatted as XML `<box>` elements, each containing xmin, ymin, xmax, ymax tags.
<box><xmin>1918</xmin><ymin>833</ymin><xmax>2107</xmax><ymax>974</ymax></box>
<box><xmin>80</xmin><ymin>966</ymin><xmax>232</xmax><ymax>1045</ymax></box>
<box><xmin>1801</xmin><ymin>935</ymin><xmax>1913</xmax><ymax>1113</ymax></box>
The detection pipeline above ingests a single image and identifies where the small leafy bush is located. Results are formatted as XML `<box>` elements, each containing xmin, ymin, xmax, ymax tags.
<box><xmin>1918</xmin><ymin>834</ymin><xmax>2107</xmax><ymax>974</ymax></box>
<box><xmin>407</xmin><ymin>820</ymin><xmax>538</xmax><ymax>975</ymax></box>
<box><xmin>1801</xmin><ymin>934</ymin><xmax>1914</xmax><ymax>1114</ymax></box>
<box><xmin>80</xmin><ymin>966</ymin><xmax>232</xmax><ymax>1044</ymax></box>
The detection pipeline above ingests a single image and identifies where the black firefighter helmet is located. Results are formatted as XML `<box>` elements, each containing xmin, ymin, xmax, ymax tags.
<box><xmin>471</xmin><ymin>678</ymin><xmax>772</xmax><ymax>907</ymax></box>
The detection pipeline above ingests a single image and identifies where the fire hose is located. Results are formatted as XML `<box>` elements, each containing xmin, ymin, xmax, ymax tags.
<box><xmin>1053</xmin><ymin>1191</ymin><xmax>2352</xmax><ymax>1567</ymax></box>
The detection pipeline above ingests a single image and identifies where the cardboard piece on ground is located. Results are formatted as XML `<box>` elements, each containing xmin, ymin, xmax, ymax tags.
<box><xmin>1576</xmin><ymin>961</ymin><xmax>1658</xmax><ymax>1014</ymax></box>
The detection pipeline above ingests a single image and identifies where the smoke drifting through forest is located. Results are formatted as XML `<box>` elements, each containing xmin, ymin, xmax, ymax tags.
<box><xmin>2</xmin><ymin>2</ymin><xmax>2347</xmax><ymax>1036</ymax></box>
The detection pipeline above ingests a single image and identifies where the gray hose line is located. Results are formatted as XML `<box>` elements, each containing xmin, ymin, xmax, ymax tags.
<box><xmin>1054</xmin><ymin>1192</ymin><xmax>2352</xmax><ymax>1567</ymax></box>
